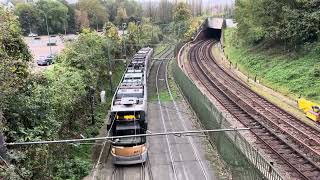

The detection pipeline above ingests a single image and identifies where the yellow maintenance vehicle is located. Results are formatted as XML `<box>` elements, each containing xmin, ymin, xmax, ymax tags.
<box><xmin>298</xmin><ymin>98</ymin><xmax>320</xmax><ymax>122</ymax></box>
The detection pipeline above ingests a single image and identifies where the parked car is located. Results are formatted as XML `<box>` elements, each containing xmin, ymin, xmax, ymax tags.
<box><xmin>28</xmin><ymin>33</ymin><xmax>38</xmax><ymax>37</ymax></box>
<box><xmin>37</xmin><ymin>55</ymin><xmax>55</xmax><ymax>66</ymax></box>
<box><xmin>47</xmin><ymin>40</ymin><xmax>57</xmax><ymax>46</ymax></box>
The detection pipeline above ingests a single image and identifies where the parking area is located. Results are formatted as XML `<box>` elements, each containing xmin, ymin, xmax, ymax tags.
<box><xmin>24</xmin><ymin>34</ymin><xmax>76</xmax><ymax>73</ymax></box>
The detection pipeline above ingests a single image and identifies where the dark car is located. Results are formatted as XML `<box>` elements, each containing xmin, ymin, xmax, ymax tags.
<box><xmin>47</xmin><ymin>40</ymin><xmax>57</xmax><ymax>46</ymax></box>
<box><xmin>37</xmin><ymin>55</ymin><xmax>54</xmax><ymax>66</ymax></box>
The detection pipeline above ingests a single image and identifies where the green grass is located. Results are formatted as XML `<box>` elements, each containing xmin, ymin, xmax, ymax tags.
<box><xmin>168</xmin><ymin>60</ymin><xmax>179</xmax><ymax>100</ymax></box>
<box><xmin>154</xmin><ymin>44</ymin><xmax>166</xmax><ymax>56</ymax></box>
<box><xmin>224</xmin><ymin>28</ymin><xmax>320</xmax><ymax>102</ymax></box>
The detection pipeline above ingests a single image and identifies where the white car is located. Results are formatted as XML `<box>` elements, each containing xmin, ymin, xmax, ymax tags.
<box><xmin>28</xmin><ymin>33</ymin><xmax>38</xmax><ymax>37</ymax></box>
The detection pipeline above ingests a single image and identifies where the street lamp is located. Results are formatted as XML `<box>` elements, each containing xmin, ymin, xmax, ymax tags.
<box><xmin>122</xmin><ymin>22</ymin><xmax>127</xmax><ymax>59</ymax></box>
<box><xmin>137</xmin><ymin>20</ymin><xmax>141</xmax><ymax>47</ymax></box>
<box><xmin>107</xmin><ymin>43</ymin><xmax>113</xmax><ymax>93</ymax></box>
<box><xmin>40</xmin><ymin>11</ymin><xmax>52</xmax><ymax>56</ymax></box>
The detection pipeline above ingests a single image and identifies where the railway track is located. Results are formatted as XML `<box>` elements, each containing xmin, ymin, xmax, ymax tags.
<box><xmin>188</xmin><ymin>39</ymin><xmax>320</xmax><ymax>180</ymax></box>
<box><xmin>154</xmin><ymin>45</ymin><xmax>172</xmax><ymax>58</ymax></box>
<box><xmin>110</xmin><ymin>158</ymin><xmax>153</xmax><ymax>180</ymax></box>
<box><xmin>154</xmin><ymin>46</ymin><xmax>210</xmax><ymax>180</ymax></box>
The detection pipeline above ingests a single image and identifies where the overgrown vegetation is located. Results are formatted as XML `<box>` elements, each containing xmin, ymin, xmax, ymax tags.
<box><xmin>14</xmin><ymin>0</ymin><xmax>143</xmax><ymax>35</ymax></box>
<box><xmin>0</xmin><ymin>0</ymin><xmax>212</xmax><ymax>178</ymax></box>
<box><xmin>224</xmin><ymin>28</ymin><xmax>320</xmax><ymax>102</ymax></box>
<box><xmin>0</xmin><ymin>6</ymin><xmax>127</xmax><ymax>178</ymax></box>
<box><xmin>226</xmin><ymin>0</ymin><xmax>320</xmax><ymax>102</ymax></box>
<box><xmin>235</xmin><ymin>0</ymin><xmax>320</xmax><ymax>48</ymax></box>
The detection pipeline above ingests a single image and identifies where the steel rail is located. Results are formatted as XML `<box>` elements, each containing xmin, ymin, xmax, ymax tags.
<box><xmin>203</xmin><ymin>43</ymin><xmax>320</xmax><ymax>160</ymax></box>
<box><xmin>154</xmin><ymin>45</ymin><xmax>172</xmax><ymax>59</ymax></box>
<box><xmin>198</xmin><ymin>40</ymin><xmax>320</xmax><ymax>174</ymax></box>
<box><xmin>165</xmin><ymin>56</ymin><xmax>209</xmax><ymax>180</ymax></box>
<box><xmin>155</xmin><ymin>51</ymin><xmax>179</xmax><ymax>180</ymax></box>
<box><xmin>141</xmin><ymin>161</ymin><xmax>145</xmax><ymax>180</ymax></box>
<box><xmin>196</xmin><ymin>40</ymin><xmax>320</xmax><ymax>179</ymax></box>
<box><xmin>146</xmin><ymin>151</ymin><xmax>154</xmax><ymax>180</ymax></box>
<box><xmin>161</xmin><ymin>50</ymin><xmax>191</xmax><ymax>180</ymax></box>
<box><xmin>188</xmin><ymin>40</ymin><xmax>318</xmax><ymax>180</ymax></box>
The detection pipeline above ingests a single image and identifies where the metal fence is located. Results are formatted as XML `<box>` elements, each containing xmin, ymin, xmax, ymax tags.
<box><xmin>172</xmin><ymin>59</ymin><xmax>283</xmax><ymax>180</ymax></box>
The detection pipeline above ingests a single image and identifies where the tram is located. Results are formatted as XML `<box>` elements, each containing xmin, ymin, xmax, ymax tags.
<box><xmin>107</xmin><ymin>47</ymin><xmax>153</xmax><ymax>165</ymax></box>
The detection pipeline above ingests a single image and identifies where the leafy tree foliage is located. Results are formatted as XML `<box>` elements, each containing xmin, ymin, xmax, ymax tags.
<box><xmin>0</xmin><ymin>7</ymin><xmax>31</xmax><ymax>110</ymax></box>
<box><xmin>105</xmin><ymin>0</ymin><xmax>142</xmax><ymax>23</ymax></box>
<box><xmin>235</xmin><ymin>0</ymin><xmax>320</xmax><ymax>47</ymax></box>
<box><xmin>104</xmin><ymin>21</ymin><xmax>121</xmax><ymax>43</ymax></box>
<box><xmin>0</xmin><ymin>28</ymin><xmax>125</xmax><ymax>179</ymax></box>
<box><xmin>14</xmin><ymin>0</ymin><xmax>78</xmax><ymax>35</ymax></box>
<box><xmin>58</xmin><ymin>0</ymin><xmax>77</xmax><ymax>34</ymax></box>
<box><xmin>173</xmin><ymin>2</ymin><xmax>192</xmax><ymax>22</ymax></box>
<box><xmin>115</xmin><ymin>7</ymin><xmax>128</xmax><ymax>25</ymax></box>
<box><xmin>158</xmin><ymin>0</ymin><xmax>174</xmax><ymax>23</ymax></box>
<box><xmin>169</xmin><ymin>2</ymin><xmax>195</xmax><ymax>40</ymax></box>
<box><xmin>76</xmin><ymin>0</ymin><xmax>108</xmax><ymax>30</ymax></box>
<box><xmin>14</xmin><ymin>3</ymin><xmax>40</xmax><ymax>35</ymax></box>
<box><xmin>75</xmin><ymin>9</ymin><xmax>90</xmax><ymax>30</ymax></box>
<box><xmin>35</xmin><ymin>0</ymin><xmax>68</xmax><ymax>34</ymax></box>
<box><xmin>126</xmin><ymin>18</ymin><xmax>161</xmax><ymax>51</ymax></box>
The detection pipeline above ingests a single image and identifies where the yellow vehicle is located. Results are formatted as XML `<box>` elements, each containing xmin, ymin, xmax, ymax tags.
<box><xmin>298</xmin><ymin>98</ymin><xmax>320</xmax><ymax>122</ymax></box>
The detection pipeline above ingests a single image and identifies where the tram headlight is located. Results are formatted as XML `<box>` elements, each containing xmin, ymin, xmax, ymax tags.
<box><xmin>111</xmin><ymin>147</ymin><xmax>116</xmax><ymax>154</ymax></box>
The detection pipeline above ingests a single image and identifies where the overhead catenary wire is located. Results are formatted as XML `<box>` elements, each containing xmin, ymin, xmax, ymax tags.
<box><xmin>4</xmin><ymin>128</ymin><xmax>250</xmax><ymax>146</ymax></box>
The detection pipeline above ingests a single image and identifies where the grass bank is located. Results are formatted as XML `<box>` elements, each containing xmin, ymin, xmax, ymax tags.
<box><xmin>224</xmin><ymin>28</ymin><xmax>320</xmax><ymax>102</ymax></box>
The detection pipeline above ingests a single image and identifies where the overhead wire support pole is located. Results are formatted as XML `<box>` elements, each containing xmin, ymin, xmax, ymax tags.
<box><xmin>5</xmin><ymin>128</ymin><xmax>250</xmax><ymax>146</ymax></box>
<box><xmin>41</xmin><ymin>11</ymin><xmax>52</xmax><ymax>56</ymax></box>
<box><xmin>107</xmin><ymin>42</ymin><xmax>113</xmax><ymax>93</ymax></box>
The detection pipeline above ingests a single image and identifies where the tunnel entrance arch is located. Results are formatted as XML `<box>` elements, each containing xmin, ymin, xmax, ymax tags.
<box><xmin>194</xmin><ymin>17</ymin><xmax>225</xmax><ymax>41</ymax></box>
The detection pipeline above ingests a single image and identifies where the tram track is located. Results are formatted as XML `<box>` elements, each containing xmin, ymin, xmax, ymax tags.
<box><xmin>154</xmin><ymin>46</ymin><xmax>211</xmax><ymax>180</ymax></box>
<box><xmin>104</xmin><ymin>46</ymin><xmax>172</xmax><ymax>180</ymax></box>
<box><xmin>188</xmin><ymin>39</ymin><xmax>320</xmax><ymax>180</ymax></box>
<box><xmin>155</xmin><ymin>49</ymin><xmax>179</xmax><ymax>180</ymax></box>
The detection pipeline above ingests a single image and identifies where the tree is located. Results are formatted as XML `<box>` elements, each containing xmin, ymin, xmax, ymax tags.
<box><xmin>158</xmin><ymin>0</ymin><xmax>174</xmax><ymax>23</ymax></box>
<box><xmin>36</xmin><ymin>0</ymin><xmax>68</xmax><ymax>34</ymax></box>
<box><xmin>144</xmin><ymin>0</ymin><xmax>156</xmax><ymax>21</ymax></box>
<box><xmin>115</xmin><ymin>7</ymin><xmax>128</xmax><ymax>25</ymax></box>
<box><xmin>14</xmin><ymin>3</ymin><xmax>40</xmax><ymax>35</ymax></box>
<box><xmin>126</xmin><ymin>19</ymin><xmax>161</xmax><ymax>51</ymax></box>
<box><xmin>0</xmin><ymin>6</ymin><xmax>32</xmax><ymax>178</ymax></box>
<box><xmin>58</xmin><ymin>0</ymin><xmax>77</xmax><ymax>34</ymax></box>
<box><xmin>235</xmin><ymin>0</ymin><xmax>320</xmax><ymax>47</ymax></box>
<box><xmin>77</xmin><ymin>0</ymin><xmax>108</xmax><ymax>30</ymax></box>
<box><xmin>75</xmin><ymin>9</ymin><xmax>90</xmax><ymax>30</ymax></box>
<box><xmin>104</xmin><ymin>21</ymin><xmax>121</xmax><ymax>43</ymax></box>
<box><xmin>172</xmin><ymin>2</ymin><xmax>192</xmax><ymax>39</ymax></box>
<box><xmin>104</xmin><ymin>0</ymin><xmax>142</xmax><ymax>24</ymax></box>
<box><xmin>173</xmin><ymin>2</ymin><xmax>192</xmax><ymax>22</ymax></box>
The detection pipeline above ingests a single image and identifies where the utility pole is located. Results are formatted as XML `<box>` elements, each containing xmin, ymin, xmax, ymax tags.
<box><xmin>122</xmin><ymin>23</ymin><xmax>127</xmax><ymax>61</ymax></box>
<box><xmin>42</xmin><ymin>12</ymin><xmax>52</xmax><ymax>56</ymax></box>
<box><xmin>64</xmin><ymin>12</ymin><xmax>68</xmax><ymax>36</ymax></box>
<box><xmin>90</xmin><ymin>86</ymin><xmax>95</xmax><ymax>125</ymax></box>
<box><xmin>107</xmin><ymin>43</ymin><xmax>113</xmax><ymax>93</ymax></box>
